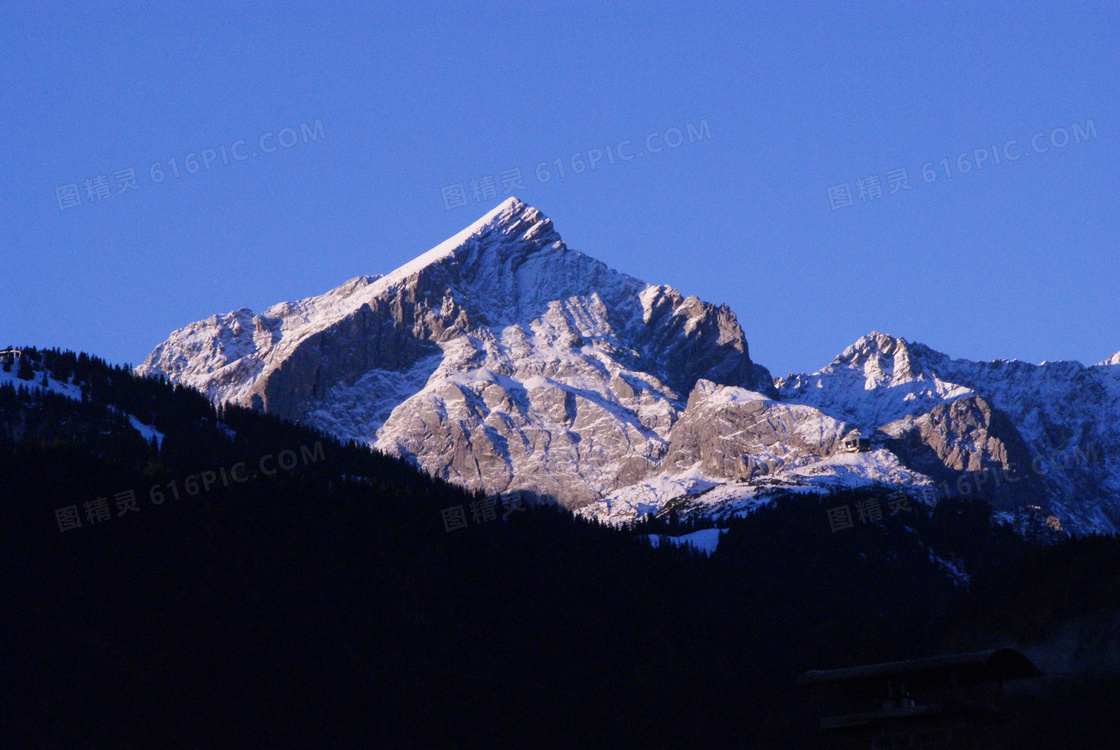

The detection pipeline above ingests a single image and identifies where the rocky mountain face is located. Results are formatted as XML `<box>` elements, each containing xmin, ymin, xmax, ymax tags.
<box><xmin>139</xmin><ymin>201</ymin><xmax>1119</xmax><ymax>535</ymax></box>
<box><xmin>661</xmin><ymin>380</ymin><xmax>849</xmax><ymax>480</ymax></box>
<box><xmin>774</xmin><ymin>332</ymin><xmax>1120</xmax><ymax>534</ymax></box>
<box><xmin>139</xmin><ymin>198</ymin><xmax>772</xmax><ymax>506</ymax></box>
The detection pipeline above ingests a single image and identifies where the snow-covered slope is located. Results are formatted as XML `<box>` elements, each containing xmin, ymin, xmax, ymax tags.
<box><xmin>0</xmin><ymin>366</ymin><xmax>83</xmax><ymax>402</ymax></box>
<box><xmin>648</xmin><ymin>528</ymin><xmax>728</xmax><ymax>555</ymax></box>
<box><xmin>0</xmin><ymin>364</ymin><xmax>166</xmax><ymax>447</ymax></box>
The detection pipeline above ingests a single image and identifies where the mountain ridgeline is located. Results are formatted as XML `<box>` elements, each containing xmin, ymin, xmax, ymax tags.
<box><xmin>137</xmin><ymin>199</ymin><xmax>1120</xmax><ymax>535</ymax></box>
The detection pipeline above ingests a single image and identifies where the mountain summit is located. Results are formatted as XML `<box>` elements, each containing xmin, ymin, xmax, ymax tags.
<box><xmin>139</xmin><ymin>198</ymin><xmax>772</xmax><ymax>505</ymax></box>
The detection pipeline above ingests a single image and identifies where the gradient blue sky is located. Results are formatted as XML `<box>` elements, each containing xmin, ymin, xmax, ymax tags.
<box><xmin>3</xmin><ymin>2</ymin><xmax>1116</xmax><ymax>377</ymax></box>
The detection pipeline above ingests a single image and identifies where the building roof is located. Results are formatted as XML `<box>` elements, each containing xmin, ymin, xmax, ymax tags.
<box><xmin>796</xmin><ymin>648</ymin><xmax>1042</xmax><ymax>698</ymax></box>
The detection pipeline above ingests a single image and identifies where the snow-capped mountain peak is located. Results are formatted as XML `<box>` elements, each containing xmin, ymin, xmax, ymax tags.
<box><xmin>777</xmin><ymin>333</ymin><xmax>1120</xmax><ymax>535</ymax></box>
<box><xmin>140</xmin><ymin>199</ymin><xmax>772</xmax><ymax>506</ymax></box>
<box><xmin>830</xmin><ymin>332</ymin><xmax>951</xmax><ymax>385</ymax></box>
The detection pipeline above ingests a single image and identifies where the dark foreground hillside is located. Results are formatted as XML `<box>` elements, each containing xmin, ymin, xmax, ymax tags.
<box><xmin>2</xmin><ymin>348</ymin><xmax>1118</xmax><ymax>748</ymax></box>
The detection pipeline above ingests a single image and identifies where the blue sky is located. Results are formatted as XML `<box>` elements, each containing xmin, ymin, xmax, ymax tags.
<box><xmin>2</xmin><ymin>2</ymin><xmax>1116</xmax><ymax>377</ymax></box>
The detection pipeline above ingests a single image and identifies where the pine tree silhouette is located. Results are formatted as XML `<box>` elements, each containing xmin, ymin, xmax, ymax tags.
<box><xmin>16</xmin><ymin>355</ymin><xmax>33</xmax><ymax>381</ymax></box>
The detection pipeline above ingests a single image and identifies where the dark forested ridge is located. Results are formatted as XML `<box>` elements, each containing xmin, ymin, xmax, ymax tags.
<box><xmin>3</xmin><ymin>347</ymin><xmax>1118</xmax><ymax>748</ymax></box>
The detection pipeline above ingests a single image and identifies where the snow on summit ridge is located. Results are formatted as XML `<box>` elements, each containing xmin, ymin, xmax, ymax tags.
<box><xmin>371</xmin><ymin>196</ymin><xmax>553</xmax><ymax>294</ymax></box>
